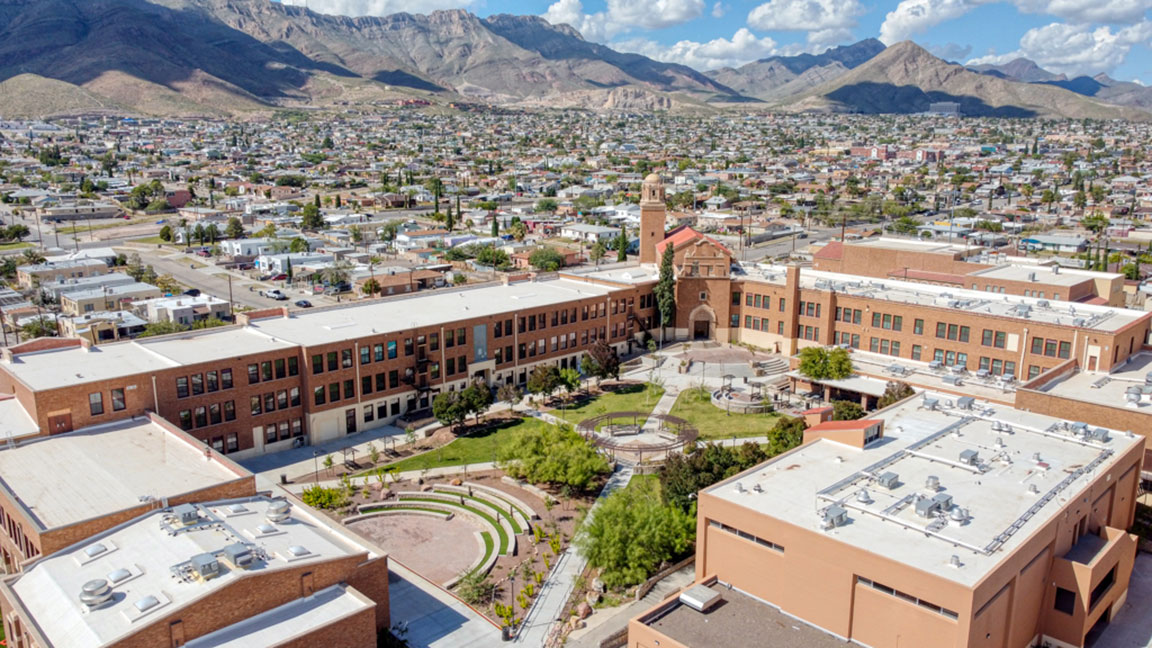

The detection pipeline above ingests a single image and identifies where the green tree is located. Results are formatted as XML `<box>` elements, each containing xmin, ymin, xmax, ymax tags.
<box><xmin>557</xmin><ymin>367</ymin><xmax>581</xmax><ymax>404</ymax></box>
<box><xmin>498</xmin><ymin>384</ymin><xmax>523</xmax><ymax>411</ymax></box>
<box><xmin>300</xmin><ymin>203</ymin><xmax>325</xmax><ymax>230</ymax></box>
<box><xmin>1081</xmin><ymin>213</ymin><xmax>1110</xmax><ymax>234</ymax></box>
<box><xmin>876</xmin><ymin>381</ymin><xmax>916</xmax><ymax>409</ymax></box>
<box><xmin>458</xmin><ymin>381</ymin><xmax>494</xmax><ymax>425</ymax></box>
<box><xmin>526</xmin><ymin>364</ymin><xmax>561</xmax><ymax>399</ymax></box>
<box><xmin>432</xmin><ymin>391</ymin><xmax>468</xmax><ymax>430</ymax></box>
<box><xmin>832</xmin><ymin>400</ymin><xmax>866</xmax><ymax>421</ymax></box>
<box><xmin>361</xmin><ymin>277</ymin><xmax>381</xmax><ymax>295</ymax></box>
<box><xmin>654</xmin><ymin>243</ymin><xmax>675</xmax><ymax>341</ymax></box>
<box><xmin>528</xmin><ymin>247</ymin><xmax>565</xmax><ymax>271</ymax></box>
<box><xmin>615</xmin><ymin>228</ymin><xmax>628</xmax><ymax>262</ymax></box>
<box><xmin>498</xmin><ymin>423</ymin><xmax>610</xmax><ymax>491</ymax></box>
<box><xmin>798</xmin><ymin>347</ymin><xmax>853</xmax><ymax>380</ymax></box>
<box><xmin>225</xmin><ymin>217</ymin><xmax>245</xmax><ymax>239</ymax></box>
<box><xmin>289</xmin><ymin>237</ymin><xmax>310</xmax><ymax>253</ymax></box>
<box><xmin>158</xmin><ymin>224</ymin><xmax>173</xmax><ymax>242</ymax></box>
<box><xmin>766</xmin><ymin>417</ymin><xmax>806</xmax><ymax>456</ymax></box>
<box><xmin>575</xmin><ymin>479</ymin><xmax>695</xmax><ymax>588</ymax></box>
<box><xmin>20</xmin><ymin>317</ymin><xmax>57</xmax><ymax>340</ymax></box>
<box><xmin>508</xmin><ymin>221</ymin><xmax>527</xmax><ymax>242</ymax></box>
<box><xmin>589</xmin><ymin>240</ymin><xmax>606</xmax><ymax>267</ymax></box>
<box><xmin>491</xmin><ymin>216</ymin><xmax>499</xmax><ymax>238</ymax></box>
<box><xmin>659</xmin><ymin>442</ymin><xmax>769</xmax><ymax>513</ymax></box>
<box><xmin>535</xmin><ymin>198</ymin><xmax>558</xmax><ymax>213</ymax></box>
<box><xmin>582</xmin><ymin>340</ymin><xmax>619</xmax><ymax>383</ymax></box>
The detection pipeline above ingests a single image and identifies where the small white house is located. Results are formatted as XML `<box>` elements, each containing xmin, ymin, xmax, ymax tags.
<box><xmin>559</xmin><ymin>223</ymin><xmax>619</xmax><ymax>244</ymax></box>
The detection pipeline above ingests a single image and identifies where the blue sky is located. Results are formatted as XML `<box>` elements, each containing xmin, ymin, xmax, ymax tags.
<box><xmin>282</xmin><ymin>0</ymin><xmax>1152</xmax><ymax>82</ymax></box>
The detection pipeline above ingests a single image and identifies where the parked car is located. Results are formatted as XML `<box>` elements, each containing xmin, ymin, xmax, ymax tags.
<box><xmin>183</xmin><ymin>288</ymin><xmax>201</xmax><ymax>297</ymax></box>
<box><xmin>195</xmin><ymin>249</ymin><xmax>211</xmax><ymax>258</ymax></box>
<box><xmin>262</xmin><ymin>289</ymin><xmax>288</xmax><ymax>301</ymax></box>
<box><xmin>267</xmin><ymin>273</ymin><xmax>287</xmax><ymax>281</ymax></box>
<box><xmin>294</xmin><ymin>299</ymin><xmax>313</xmax><ymax>308</ymax></box>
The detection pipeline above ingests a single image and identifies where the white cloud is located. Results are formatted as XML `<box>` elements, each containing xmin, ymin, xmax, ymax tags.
<box><xmin>880</xmin><ymin>0</ymin><xmax>1152</xmax><ymax>44</ymax></box>
<box><xmin>543</xmin><ymin>0</ymin><xmax>706</xmax><ymax>41</ymax></box>
<box><xmin>926</xmin><ymin>41</ymin><xmax>974</xmax><ymax>60</ymax></box>
<box><xmin>879</xmin><ymin>0</ymin><xmax>982</xmax><ymax>44</ymax></box>
<box><xmin>614</xmin><ymin>28</ymin><xmax>779</xmax><ymax>70</ymax></box>
<box><xmin>748</xmin><ymin>0</ymin><xmax>865</xmax><ymax>32</ymax></box>
<box><xmin>711</xmin><ymin>2</ymin><xmax>727</xmax><ymax>18</ymax></box>
<box><xmin>967</xmin><ymin>21</ymin><xmax>1152</xmax><ymax>76</ymax></box>
<box><xmin>280</xmin><ymin>0</ymin><xmax>473</xmax><ymax>16</ymax></box>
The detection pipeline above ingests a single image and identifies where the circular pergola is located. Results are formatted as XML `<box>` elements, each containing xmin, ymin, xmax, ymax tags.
<box><xmin>576</xmin><ymin>411</ymin><xmax>698</xmax><ymax>457</ymax></box>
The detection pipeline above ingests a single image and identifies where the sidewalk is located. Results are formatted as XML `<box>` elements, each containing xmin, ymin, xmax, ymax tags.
<box><xmin>515</xmin><ymin>462</ymin><xmax>635</xmax><ymax>646</ymax></box>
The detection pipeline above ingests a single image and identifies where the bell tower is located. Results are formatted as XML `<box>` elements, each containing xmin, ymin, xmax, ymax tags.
<box><xmin>639</xmin><ymin>173</ymin><xmax>666</xmax><ymax>265</ymax></box>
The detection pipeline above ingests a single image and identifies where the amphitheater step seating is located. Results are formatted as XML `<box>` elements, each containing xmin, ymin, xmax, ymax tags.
<box><xmin>396</xmin><ymin>492</ymin><xmax>515</xmax><ymax>556</ymax></box>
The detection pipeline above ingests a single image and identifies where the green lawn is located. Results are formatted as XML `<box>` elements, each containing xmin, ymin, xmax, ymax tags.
<box><xmin>554</xmin><ymin>382</ymin><xmax>665</xmax><ymax>425</ymax></box>
<box><xmin>0</xmin><ymin>241</ymin><xmax>31</xmax><ymax>251</ymax></box>
<box><xmin>130</xmin><ymin>235</ymin><xmax>171</xmax><ymax>245</ymax></box>
<box><xmin>377</xmin><ymin>416</ymin><xmax>554</xmax><ymax>473</ymax></box>
<box><xmin>668</xmin><ymin>387</ymin><xmax>783</xmax><ymax>440</ymax></box>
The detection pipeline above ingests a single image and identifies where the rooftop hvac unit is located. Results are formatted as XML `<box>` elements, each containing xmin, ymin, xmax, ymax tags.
<box><xmin>1036</xmin><ymin>300</ymin><xmax>1049</xmax><ymax>308</ymax></box>
<box><xmin>1028</xmin><ymin>272</ymin><xmax>1037</xmax><ymax>282</ymax></box>
<box><xmin>877</xmin><ymin>472</ymin><xmax>900</xmax><ymax>490</ymax></box>
<box><xmin>949</xmin><ymin>507</ymin><xmax>968</xmax><ymax>524</ymax></box>
<box><xmin>932</xmin><ymin>493</ymin><xmax>954</xmax><ymax>511</ymax></box>
<box><xmin>80</xmin><ymin>579</ymin><xmax>113</xmax><ymax>609</ymax></box>
<box><xmin>266</xmin><ymin>500</ymin><xmax>291</xmax><ymax>524</ymax></box>
<box><xmin>679</xmin><ymin>584</ymin><xmax>723</xmax><ymax>613</ymax></box>
<box><xmin>190</xmin><ymin>553</ymin><xmax>220</xmax><ymax>581</ymax></box>
<box><xmin>173</xmin><ymin>503</ymin><xmax>199</xmax><ymax>526</ymax></box>
<box><xmin>925</xmin><ymin>475</ymin><xmax>940</xmax><ymax>491</ymax></box>
<box><xmin>222</xmin><ymin>543</ymin><xmax>254</xmax><ymax>569</ymax></box>
<box><xmin>1070</xmin><ymin>422</ymin><xmax>1089</xmax><ymax>436</ymax></box>
<box><xmin>959</xmin><ymin>449</ymin><xmax>979</xmax><ymax>466</ymax></box>
<box><xmin>822</xmin><ymin>505</ymin><xmax>848</xmax><ymax>529</ymax></box>
<box><xmin>856</xmin><ymin>489</ymin><xmax>873</xmax><ymax>504</ymax></box>
<box><xmin>914</xmin><ymin>497</ymin><xmax>940</xmax><ymax>518</ymax></box>
<box><xmin>1087</xmin><ymin>428</ymin><xmax>1110</xmax><ymax>443</ymax></box>
<box><xmin>923</xmin><ymin>397</ymin><xmax>940</xmax><ymax>411</ymax></box>
<box><xmin>956</xmin><ymin>396</ymin><xmax>975</xmax><ymax>410</ymax></box>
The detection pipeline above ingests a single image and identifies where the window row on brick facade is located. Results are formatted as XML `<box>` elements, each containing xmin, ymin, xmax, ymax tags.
<box><xmin>869</xmin><ymin>337</ymin><xmax>901</xmax><ymax>357</ymax></box>
<box><xmin>0</xmin><ymin>502</ymin><xmax>39</xmax><ymax>560</ymax></box>
<box><xmin>835</xmin><ymin>307</ymin><xmax>863</xmax><ymax>324</ymax></box>
<box><xmin>1030</xmin><ymin>337</ymin><xmax>1072</xmax><ymax>359</ymax></box>
<box><xmin>977</xmin><ymin>357</ymin><xmax>1017</xmax><ymax>376</ymax></box>
<box><xmin>248</xmin><ymin>388</ymin><xmax>300</xmax><ymax>417</ymax></box>
<box><xmin>245</xmin><ymin>357</ymin><xmax>299</xmax><ymax>385</ymax></box>
<box><xmin>258</xmin><ymin>418</ymin><xmax>304</xmax><ymax>445</ymax></box>
<box><xmin>797</xmin><ymin>325</ymin><xmax>820</xmax><ymax>341</ymax></box>
<box><xmin>176</xmin><ymin>368</ymin><xmax>235</xmax><ymax>398</ymax></box>
<box><xmin>178</xmin><ymin>400</ymin><xmax>238</xmax><ymax>431</ymax></box>
<box><xmin>744</xmin><ymin>293</ymin><xmax>786</xmax><ymax>312</ymax></box>
<box><xmin>88</xmin><ymin>387</ymin><xmax>127</xmax><ymax>416</ymax></box>
<box><xmin>935</xmin><ymin>323</ymin><xmax>971</xmax><ymax>343</ymax></box>
<box><xmin>744</xmin><ymin>316</ymin><xmax>785</xmax><ymax>335</ymax></box>
<box><xmin>981</xmin><ymin>329</ymin><xmax>1008</xmax><ymax>349</ymax></box>
<box><xmin>798</xmin><ymin>301</ymin><xmax>822</xmax><ymax>319</ymax></box>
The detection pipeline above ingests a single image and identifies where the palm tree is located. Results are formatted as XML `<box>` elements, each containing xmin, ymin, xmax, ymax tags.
<box><xmin>21</xmin><ymin>249</ymin><xmax>45</xmax><ymax>265</ymax></box>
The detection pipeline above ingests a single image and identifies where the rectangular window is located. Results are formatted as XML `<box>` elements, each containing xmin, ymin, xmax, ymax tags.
<box><xmin>291</xmin><ymin>419</ymin><xmax>303</xmax><ymax>437</ymax></box>
<box><xmin>872</xmin><ymin>312</ymin><xmax>882</xmax><ymax>327</ymax></box>
<box><xmin>264</xmin><ymin>392</ymin><xmax>275</xmax><ymax>413</ymax></box>
<box><xmin>959</xmin><ymin>326</ymin><xmax>970</xmax><ymax>343</ymax></box>
<box><xmin>209</xmin><ymin>403</ymin><xmax>221</xmax><ymax>425</ymax></box>
<box><xmin>1031</xmin><ymin>337</ymin><xmax>1044</xmax><ymax>354</ymax></box>
<box><xmin>779</xmin><ymin>298</ymin><xmax>786</xmax><ymax>312</ymax></box>
<box><xmin>947</xmin><ymin>324</ymin><xmax>958</xmax><ymax>341</ymax></box>
<box><xmin>1045</xmin><ymin>340</ymin><xmax>1058</xmax><ymax>357</ymax></box>
<box><xmin>225</xmin><ymin>433</ymin><xmax>238</xmax><ymax>453</ymax></box>
<box><xmin>1004</xmin><ymin>361</ymin><xmax>1016</xmax><ymax>377</ymax></box>
<box><xmin>89</xmin><ymin>392</ymin><xmax>104</xmax><ymax>416</ymax></box>
<box><xmin>404</xmin><ymin>338</ymin><xmax>414</xmax><ymax>356</ymax></box>
<box><xmin>389</xmin><ymin>370</ymin><xmax>399</xmax><ymax>389</ymax></box>
<box><xmin>1029</xmin><ymin>365</ymin><xmax>1041</xmax><ymax>379</ymax></box>
<box><xmin>327</xmin><ymin>352</ymin><xmax>338</xmax><ymax>371</ymax></box>
<box><xmin>206</xmin><ymin>371</ymin><xmax>218</xmax><ymax>392</ymax></box>
<box><xmin>376</xmin><ymin>373</ymin><xmax>387</xmax><ymax>392</ymax></box>
<box><xmin>224</xmin><ymin>400</ymin><xmax>236</xmax><ymax>421</ymax></box>
<box><xmin>277</xmin><ymin>390</ymin><xmax>288</xmax><ymax>410</ymax></box>
<box><xmin>364</xmin><ymin>405</ymin><xmax>375</xmax><ymax>423</ymax></box>
<box><xmin>361</xmin><ymin>346</ymin><xmax>371</xmax><ymax>365</ymax></box>
<box><xmin>179</xmin><ymin>410</ymin><xmax>192</xmax><ymax>430</ymax></box>
<box><xmin>344</xmin><ymin>380</ymin><xmax>354</xmax><ymax>400</ymax></box>
<box><xmin>982</xmin><ymin>329</ymin><xmax>993</xmax><ymax>346</ymax></box>
<box><xmin>312</xmin><ymin>354</ymin><xmax>323</xmax><ymax>374</ymax></box>
<box><xmin>374</xmin><ymin>344</ymin><xmax>384</xmax><ymax>362</ymax></box>
<box><xmin>342</xmin><ymin>349</ymin><xmax>353</xmax><ymax>368</ymax></box>
<box><xmin>430</xmin><ymin>363</ymin><xmax>440</xmax><ymax>380</ymax></box>
<box><xmin>362</xmin><ymin>376</ymin><xmax>373</xmax><ymax>396</ymax></box>
<box><xmin>111</xmin><ymin>388</ymin><xmax>126</xmax><ymax>411</ymax></box>
<box><xmin>290</xmin><ymin>387</ymin><xmax>300</xmax><ymax>407</ymax></box>
<box><xmin>251</xmin><ymin>396</ymin><xmax>262</xmax><ymax>416</ymax></box>
<box><xmin>994</xmin><ymin>331</ymin><xmax>1006</xmax><ymax>349</ymax></box>
<box><xmin>194</xmin><ymin>406</ymin><xmax>207</xmax><ymax>428</ymax></box>
<box><xmin>870</xmin><ymin>337</ymin><xmax>880</xmax><ymax>353</ymax></box>
<box><xmin>176</xmin><ymin>376</ymin><xmax>189</xmax><ymax>398</ymax></box>
<box><xmin>891</xmin><ymin>341</ymin><xmax>900</xmax><ymax>356</ymax></box>
<box><xmin>892</xmin><ymin>316</ymin><xmax>902</xmax><ymax>332</ymax></box>
<box><xmin>914</xmin><ymin>319</ymin><xmax>924</xmax><ymax>335</ymax></box>
<box><xmin>1054</xmin><ymin>587</ymin><xmax>1076</xmax><ymax>615</ymax></box>
<box><xmin>191</xmin><ymin>374</ymin><xmax>204</xmax><ymax>395</ymax></box>
<box><xmin>221</xmin><ymin>368</ymin><xmax>233</xmax><ymax>389</ymax></box>
<box><xmin>457</xmin><ymin>327</ymin><xmax>466</xmax><ymax>346</ymax></box>
<box><xmin>912</xmin><ymin>345</ymin><xmax>922</xmax><ymax>361</ymax></box>
<box><xmin>329</xmin><ymin>383</ymin><xmax>340</xmax><ymax>403</ymax></box>
<box><xmin>275</xmin><ymin>358</ymin><xmax>286</xmax><ymax>379</ymax></box>
<box><xmin>1058</xmin><ymin>341</ymin><xmax>1071</xmax><ymax>359</ymax></box>
<box><xmin>936</xmin><ymin>322</ymin><xmax>947</xmax><ymax>338</ymax></box>
<box><xmin>288</xmin><ymin>357</ymin><xmax>299</xmax><ymax>376</ymax></box>
<box><xmin>248</xmin><ymin>363</ymin><xmax>259</xmax><ymax>384</ymax></box>
<box><xmin>314</xmin><ymin>386</ymin><xmax>326</xmax><ymax>406</ymax></box>
<box><xmin>447</xmin><ymin>357</ymin><xmax>456</xmax><ymax>375</ymax></box>
<box><xmin>388</xmin><ymin>340</ymin><xmax>398</xmax><ymax>359</ymax></box>
<box><xmin>261</xmin><ymin>361</ymin><xmax>272</xmax><ymax>382</ymax></box>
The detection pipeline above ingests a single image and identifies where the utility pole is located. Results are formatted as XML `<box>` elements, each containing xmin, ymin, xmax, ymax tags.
<box><xmin>227</xmin><ymin>274</ymin><xmax>234</xmax><ymax>318</ymax></box>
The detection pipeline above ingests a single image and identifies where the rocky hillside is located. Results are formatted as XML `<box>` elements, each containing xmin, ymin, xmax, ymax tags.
<box><xmin>787</xmin><ymin>42</ymin><xmax>1148</xmax><ymax>120</ymax></box>
<box><xmin>707</xmin><ymin>39</ymin><xmax>884</xmax><ymax>101</ymax></box>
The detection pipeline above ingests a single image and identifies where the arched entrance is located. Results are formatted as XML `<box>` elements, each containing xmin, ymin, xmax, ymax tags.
<box><xmin>687</xmin><ymin>304</ymin><xmax>716</xmax><ymax>340</ymax></box>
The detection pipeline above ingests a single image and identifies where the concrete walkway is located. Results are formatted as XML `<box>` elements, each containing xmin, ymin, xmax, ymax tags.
<box><xmin>388</xmin><ymin>560</ymin><xmax>504</xmax><ymax>648</ymax></box>
<box><xmin>278</xmin><ymin>462</ymin><xmax>499</xmax><ymax>495</ymax></box>
<box><xmin>565</xmin><ymin>564</ymin><xmax>696</xmax><ymax>648</ymax></box>
<box><xmin>514</xmin><ymin>462</ymin><xmax>635</xmax><ymax>646</ymax></box>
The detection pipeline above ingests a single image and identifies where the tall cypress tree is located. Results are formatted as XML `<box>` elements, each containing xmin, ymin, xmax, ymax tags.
<box><xmin>616</xmin><ymin>227</ymin><xmax>628</xmax><ymax>262</ymax></box>
<box><xmin>654</xmin><ymin>244</ymin><xmax>676</xmax><ymax>345</ymax></box>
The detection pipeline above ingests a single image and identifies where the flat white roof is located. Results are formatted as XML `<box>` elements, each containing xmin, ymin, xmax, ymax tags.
<box><xmin>9</xmin><ymin>496</ymin><xmax>379</xmax><ymax>648</ymax></box>
<box><xmin>1</xmin><ymin>328</ymin><xmax>297</xmax><ymax>390</ymax></box>
<box><xmin>0</xmin><ymin>418</ymin><xmax>245</xmax><ymax>529</ymax></box>
<box><xmin>966</xmin><ymin>264</ymin><xmax>1091</xmax><ymax>288</ymax></box>
<box><xmin>706</xmin><ymin>393</ymin><xmax>1142</xmax><ymax>587</ymax></box>
<box><xmin>249</xmin><ymin>277</ymin><xmax>617</xmax><ymax>345</ymax></box>
<box><xmin>0</xmin><ymin>397</ymin><xmax>39</xmax><ymax>442</ymax></box>
<box><xmin>574</xmin><ymin>266</ymin><xmax>659</xmax><ymax>285</ymax></box>
<box><xmin>1037</xmin><ymin>352</ymin><xmax>1152</xmax><ymax>417</ymax></box>
<box><xmin>184</xmin><ymin>584</ymin><xmax>372</xmax><ymax>648</ymax></box>
<box><xmin>847</xmin><ymin>237</ymin><xmax>972</xmax><ymax>255</ymax></box>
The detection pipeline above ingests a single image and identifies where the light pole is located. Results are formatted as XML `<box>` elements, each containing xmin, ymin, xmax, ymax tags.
<box><xmin>312</xmin><ymin>450</ymin><xmax>321</xmax><ymax>484</ymax></box>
